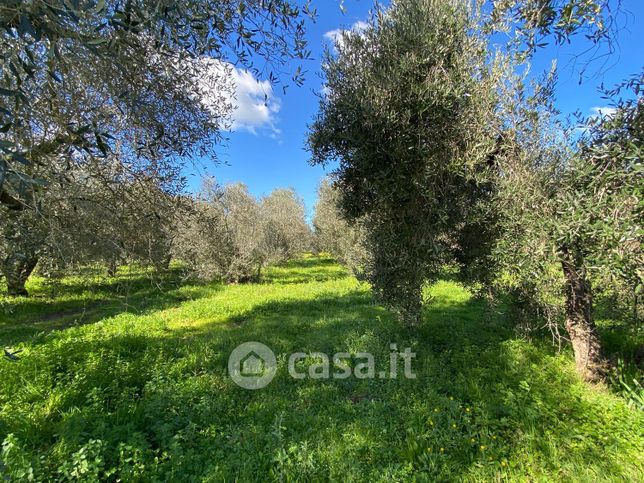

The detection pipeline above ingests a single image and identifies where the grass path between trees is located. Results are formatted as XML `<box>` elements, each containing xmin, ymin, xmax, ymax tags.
<box><xmin>1</xmin><ymin>255</ymin><xmax>642</xmax><ymax>480</ymax></box>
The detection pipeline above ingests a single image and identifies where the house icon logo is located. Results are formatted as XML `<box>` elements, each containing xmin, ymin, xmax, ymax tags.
<box><xmin>228</xmin><ymin>342</ymin><xmax>277</xmax><ymax>389</ymax></box>
<box><xmin>241</xmin><ymin>351</ymin><xmax>265</xmax><ymax>376</ymax></box>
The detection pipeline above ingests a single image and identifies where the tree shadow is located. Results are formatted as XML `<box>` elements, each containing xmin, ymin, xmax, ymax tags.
<box><xmin>0</xmin><ymin>268</ymin><xmax>221</xmax><ymax>346</ymax></box>
<box><xmin>593</xmin><ymin>296</ymin><xmax>643</xmax><ymax>367</ymax></box>
<box><xmin>1</xmin><ymin>277</ymin><xmax>636</xmax><ymax>480</ymax></box>
<box><xmin>263</xmin><ymin>256</ymin><xmax>351</xmax><ymax>285</ymax></box>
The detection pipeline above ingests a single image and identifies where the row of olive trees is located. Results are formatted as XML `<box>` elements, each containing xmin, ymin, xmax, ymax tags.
<box><xmin>1</xmin><ymin>0</ymin><xmax>313</xmax><ymax>292</ymax></box>
<box><xmin>309</xmin><ymin>0</ymin><xmax>641</xmax><ymax>382</ymax></box>
<box><xmin>0</xmin><ymin>174</ymin><xmax>312</xmax><ymax>294</ymax></box>
<box><xmin>0</xmin><ymin>161</ymin><xmax>181</xmax><ymax>295</ymax></box>
<box><xmin>174</xmin><ymin>179</ymin><xmax>311</xmax><ymax>283</ymax></box>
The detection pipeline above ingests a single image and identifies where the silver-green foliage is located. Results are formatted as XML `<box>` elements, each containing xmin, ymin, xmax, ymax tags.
<box><xmin>312</xmin><ymin>178</ymin><xmax>368</xmax><ymax>276</ymax></box>
<box><xmin>0</xmin><ymin>0</ymin><xmax>312</xmax><ymax>195</ymax></box>
<box><xmin>308</xmin><ymin>0</ymin><xmax>499</xmax><ymax>324</ymax></box>
<box><xmin>174</xmin><ymin>179</ymin><xmax>311</xmax><ymax>282</ymax></box>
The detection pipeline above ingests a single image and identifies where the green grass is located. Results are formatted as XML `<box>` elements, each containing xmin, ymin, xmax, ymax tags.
<box><xmin>1</xmin><ymin>255</ymin><xmax>642</xmax><ymax>481</ymax></box>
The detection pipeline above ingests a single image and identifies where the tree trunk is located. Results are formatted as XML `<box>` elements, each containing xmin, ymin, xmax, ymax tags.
<box><xmin>107</xmin><ymin>259</ymin><xmax>118</xmax><ymax>277</ymax></box>
<box><xmin>1</xmin><ymin>186</ymin><xmax>44</xmax><ymax>296</ymax></box>
<box><xmin>2</xmin><ymin>254</ymin><xmax>38</xmax><ymax>296</ymax></box>
<box><xmin>398</xmin><ymin>294</ymin><xmax>423</xmax><ymax>328</ymax></box>
<box><xmin>161</xmin><ymin>254</ymin><xmax>172</xmax><ymax>271</ymax></box>
<box><xmin>559</xmin><ymin>245</ymin><xmax>605</xmax><ymax>382</ymax></box>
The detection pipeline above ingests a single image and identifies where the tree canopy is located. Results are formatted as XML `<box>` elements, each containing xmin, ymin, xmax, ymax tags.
<box><xmin>0</xmin><ymin>0</ymin><xmax>313</xmax><ymax>204</ymax></box>
<box><xmin>309</xmin><ymin>0</ymin><xmax>500</xmax><ymax>324</ymax></box>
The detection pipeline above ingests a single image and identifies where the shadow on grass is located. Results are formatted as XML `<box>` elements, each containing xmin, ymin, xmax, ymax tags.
<box><xmin>1</xmin><ymin>277</ymin><xmax>633</xmax><ymax>481</ymax></box>
<box><xmin>593</xmin><ymin>296</ymin><xmax>643</xmax><ymax>368</ymax></box>
<box><xmin>263</xmin><ymin>256</ymin><xmax>350</xmax><ymax>285</ymax></box>
<box><xmin>0</xmin><ymin>256</ymin><xmax>345</xmax><ymax>347</ymax></box>
<box><xmin>0</xmin><ymin>268</ymin><xmax>220</xmax><ymax>346</ymax></box>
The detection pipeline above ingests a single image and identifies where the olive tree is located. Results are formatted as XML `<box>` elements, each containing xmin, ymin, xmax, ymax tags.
<box><xmin>0</xmin><ymin>200</ymin><xmax>45</xmax><ymax>295</ymax></box>
<box><xmin>172</xmin><ymin>180</ymin><xmax>257</xmax><ymax>283</ymax></box>
<box><xmin>174</xmin><ymin>180</ymin><xmax>311</xmax><ymax>283</ymax></box>
<box><xmin>552</xmin><ymin>78</ymin><xmax>641</xmax><ymax>379</ymax></box>
<box><xmin>0</xmin><ymin>0</ymin><xmax>313</xmax><ymax>295</ymax></box>
<box><xmin>0</xmin><ymin>0</ymin><xmax>313</xmax><ymax>190</ymax></box>
<box><xmin>308</xmin><ymin>0</ymin><xmax>499</xmax><ymax>325</ymax></box>
<box><xmin>258</xmin><ymin>187</ymin><xmax>311</xmax><ymax>270</ymax></box>
<box><xmin>475</xmin><ymin>71</ymin><xmax>642</xmax><ymax>381</ymax></box>
<box><xmin>172</xmin><ymin>179</ymin><xmax>237</xmax><ymax>282</ymax></box>
<box><xmin>221</xmin><ymin>182</ymin><xmax>265</xmax><ymax>282</ymax></box>
<box><xmin>312</xmin><ymin>178</ymin><xmax>368</xmax><ymax>274</ymax></box>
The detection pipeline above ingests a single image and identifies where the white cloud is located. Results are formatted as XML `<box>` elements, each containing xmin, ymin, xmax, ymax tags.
<box><xmin>320</xmin><ymin>20</ymin><xmax>369</xmax><ymax>98</ymax></box>
<box><xmin>198</xmin><ymin>58</ymin><xmax>281</xmax><ymax>136</ymax></box>
<box><xmin>575</xmin><ymin>106</ymin><xmax>618</xmax><ymax>133</ymax></box>
<box><xmin>229</xmin><ymin>68</ymin><xmax>281</xmax><ymax>134</ymax></box>
<box><xmin>324</xmin><ymin>20</ymin><xmax>369</xmax><ymax>52</ymax></box>
<box><xmin>590</xmin><ymin>106</ymin><xmax>617</xmax><ymax>119</ymax></box>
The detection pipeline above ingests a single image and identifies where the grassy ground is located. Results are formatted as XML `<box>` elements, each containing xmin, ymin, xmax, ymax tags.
<box><xmin>0</xmin><ymin>255</ymin><xmax>642</xmax><ymax>481</ymax></box>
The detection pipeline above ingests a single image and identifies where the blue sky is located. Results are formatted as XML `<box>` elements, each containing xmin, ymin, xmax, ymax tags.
<box><xmin>190</xmin><ymin>0</ymin><xmax>644</xmax><ymax>217</ymax></box>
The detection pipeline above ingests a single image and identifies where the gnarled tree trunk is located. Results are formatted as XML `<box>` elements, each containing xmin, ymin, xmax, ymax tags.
<box><xmin>559</xmin><ymin>245</ymin><xmax>605</xmax><ymax>382</ymax></box>
<box><xmin>1</xmin><ymin>202</ymin><xmax>45</xmax><ymax>297</ymax></box>
<box><xmin>2</xmin><ymin>253</ymin><xmax>38</xmax><ymax>296</ymax></box>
